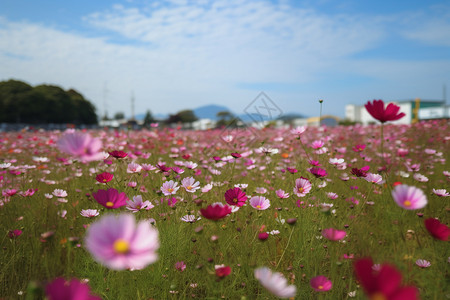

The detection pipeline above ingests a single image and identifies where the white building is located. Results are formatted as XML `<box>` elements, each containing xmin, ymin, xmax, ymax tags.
<box><xmin>345</xmin><ymin>99</ymin><xmax>448</xmax><ymax>125</ymax></box>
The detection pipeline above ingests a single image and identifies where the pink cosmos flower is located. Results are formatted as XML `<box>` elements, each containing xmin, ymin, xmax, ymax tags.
<box><xmin>141</xmin><ymin>163</ymin><xmax>156</xmax><ymax>171</ymax></box>
<box><xmin>181</xmin><ymin>177</ymin><xmax>200</xmax><ymax>193</ymax></box>
<box><xmin>275</xmin><ymin>189</ymin><xmax>290</xmax><ymax>199</ymax></box>
<box><xmin>255</xmin><ymin>187</ymin><xmax>268</xmax><ymax>194</ymax></box>
<box><xmin>326</xmin><ymin>192</ymin><xmax>338</xmax><ymax>200</ymax></box>
<box><xmin>201</xmin><ymin>184</ymin><xmax>213</xmax><ymax>193</ymax></box>
<box><xmin>391</xmin><ymin>185</ymin><xmax>427</xmax><ymax>210</ymax></box>
<box><xmin>249</xmin><ymin>196</ymin><xmax>271</xmax><ymax>210</ymax></box>
<box><xmin>175</xmin><ymin>261</ymin><xmax>186</xmax><ymax>272</ymax></box>
<box><xmin>84</xmin><ymin>213</ymin><xmax>159</xmax><ymax>270</ymax></box>
<box><xmin>322</xmin><ymin>228</ymin><xmax>347</xmax><ymax>241</ymax></box>
<box><xmin>311</xmin><ymin>140</ymin><xmax>324</xmax><ymax>149</ymax></box>
<box><xmin>432</xmin><ymin>189</ymin><xmax>449</xmax><ymax>197</ymax></box>
<box><xmin>413</xmin><ymin>173</ymin><xmax>428</xmax><ymax>182</ymax></box>
<box><xmin>92</xmin><ymin>188</ymin><xmax>128</xmax><ymax>209</ymax></box>
<box><xmin>172</xmin><ymin>166</ymin><xmax>185</xmax><ymax>174</ymax></box>
<box><xmin>364</xmin><ymin>173</ymin><xmax>384</xmax><ymax>184</ymax></box>
<box><xmin>290</xmin><ymin>126</ymin><xmax>306</xmax><ymax>136</ymax></box>
<box><xmin>2</xmin><ymin>188</ymin><xmax>17</xmax><ymax>197</ymax></box>
<box><xmin>224</xmin><ymin>187</ymin><xmax>247</xmax><ymax>207</ymax></box>
<box><xmin>161</xmin><ymin>180</ymin><xmax>180</xmax><ymax>196</ymax></box>
<box><xmin>20</xmin><ymin>188</ymin><xmax>37</xmax><ymax>197</ymax></box>
<box><xmin>310</xmin><ymin>275</ymin><xmax>332</xmax><ymax>292</ymax></box>
<box><xmin>127</xmin><ymin>162</ymin><xmax>142</xmax><ymax>173</ymax></box>
<box><xmin>45</xmin><ymin>277</ymin><xmax>100</xmax><ymax>300</ymax></box>
<box><xmin>126</xmin><ymin>195</ymin><xmax>154</xmax><ymax>213</ymax></box>
<box><xmin>415</xmin><ymin>259</ymin><xmax>431</xmax><ymax>268</ymax></box>
<box><xmin>254</xmin><ymin>267</ymin><xmax>296</xmax><ymax>298</ymax></box>
<box><xmin>364</xmin><ymin>99</ymin><xmax>406</xmax><ymax>123</ymax></box>
<box><xmin>293</xmin><ymin>177</ymin><xmax>312</xmax><ymax>197</ymax></box>
<box><xmin>200</xmin><ymin>202</ymin><xmax>232</xmax><ymax>220</ymax></box>
<box><xmin>53</xmin><ymin>189</ymin><xmax>68</xmax><ymax>198</ymax></box>
<box><xmin>57</xmin><ymin>131</ymin><xmax>103</xmax><ymax>162</ymax></box>
<box><xmin>80</xmin><ymin>209</ymin><xmax>100</xmax><ymax>218</ymax></box>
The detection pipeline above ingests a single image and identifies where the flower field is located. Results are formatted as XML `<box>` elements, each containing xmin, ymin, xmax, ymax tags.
<box><xmin>1</xmin><ymin>112</ymin><xmax>449</xmax><ymax>298</ymax></box>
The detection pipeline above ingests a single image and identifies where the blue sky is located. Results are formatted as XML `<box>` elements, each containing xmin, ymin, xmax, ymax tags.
<box><xmin>1</xmin><ymin>0</ymin><xmax>449</xmax><ymax>119</ymax></box>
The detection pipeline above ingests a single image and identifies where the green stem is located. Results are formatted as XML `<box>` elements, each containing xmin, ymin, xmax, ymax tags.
<box><xmin>276</xmin><ymin>226</ymin><xmax>295</xmax><ymax>269</ymax></box>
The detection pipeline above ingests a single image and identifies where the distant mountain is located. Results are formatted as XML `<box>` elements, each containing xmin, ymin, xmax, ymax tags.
<box><xmin>193</xmin><ymin>104</ymin><xmax>232</xmax><ymax>120</ymax></box>
<box><xmin>134</xmin><ymin>105</ymin><xmax>307</xmax><ymax>122</ymax></box>
<box><xmin>277</xmin><ymin>113</ymin><xmax>307</xmax><ymax>121</ymax></box>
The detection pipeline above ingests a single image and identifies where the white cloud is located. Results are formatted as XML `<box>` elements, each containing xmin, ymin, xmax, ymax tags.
<box><xmin>0</xmin><ymin>1</ymin><xmax>449</xmax><ymax>119</ymax></box>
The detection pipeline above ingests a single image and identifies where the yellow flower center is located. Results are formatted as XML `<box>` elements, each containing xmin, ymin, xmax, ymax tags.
<box><xmin>298</xmin><ymin>187</ymin><xmax>304</xmax><ymax>193</ymax></box>
<box><xmin>103</xmin><ymin>179</ymin><xmax>108</xmax><ymax>183</ymax></box>
<box><xmin>168</xmin><ymin>188</ymin><xmax>174</xmax><ymax>193</ymax></box>
<box><xmin>370</xmin><ymin>292</ymin><xmax>387</xmax><ymax>300</ymax></box>
<box><xmin>318</xmin><ymin>285</ymin><xmax>323</xmax><ymax>290</ymax></box>
<box><xmin>403</xmin><ymin>200</ymin><xmax>411</xmax><ymax>207</ymax></box>
<box><xmin>106</xmin><ymin>201</ymin><xmax>114</xmax><ymax>207</ymax></box>
<box><xmin>187</xmin><ymin>186</ymin><xmax>193</xmax><ymax>190</ymax></box>
<box><xmin>233</xmin><ymin>197</ymin><xmax>238</xmax><ymax>203</ymax></box>
<box><xmin>257</xmin><ymin>205</ymin><xmax>261</xmax><ymax>209</ymax></box>
<box><xmin>113</xmin><ymin>239</ymin><xmax>130</xmax><ymax>254</ymax></box>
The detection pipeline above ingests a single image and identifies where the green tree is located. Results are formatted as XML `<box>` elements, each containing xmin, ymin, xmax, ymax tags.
<box><xmin>177</xmin><ymin>110</ymin><xmax>198</xmax><ymax>123</ymax></box>
<box><xmin>0</xmin><ymin>79</ymin><xmax>98</xmax><ymax>124</ymax></box>
<box><xmin>114</xmin><ymin>112</ymin><xmax>125</xmax><ymax>120</ymax></box>
<box><xmin>143</xmin><ymin>110</ymin><xmax>155</xmax><ymax>127</ymax></box>
<box><xmin>166</xmin><ymin>110</ymin><xmax>198</xmax><ymax>125</ymax></box>
<box><xmin>0</xmin><ymin>79</ymin><xmax>32</xmax><ymax>122</ymax></box>
<box><xmin>216</xmin><ymin>110</ymin><xmax>234</xmax><ymax>128</ymax></box>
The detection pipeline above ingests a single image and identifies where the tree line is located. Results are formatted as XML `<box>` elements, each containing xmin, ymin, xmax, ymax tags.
<box><xmin>0</xmin><ymin>79</ymin><xmax>98</xmax><ymax>124</ymax></box>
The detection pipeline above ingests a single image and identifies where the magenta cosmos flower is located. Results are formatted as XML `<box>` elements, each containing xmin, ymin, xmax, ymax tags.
<box><xmin>391</xmin><ymin>185</ymin><xmax>427</xmax><ymax>210</ymax></box>
<box><xmin>92</xmin><ymin>188</ymin><xmax>128</xmax><ymax>209</ymax></box>
<box><xmin>215</xmin><ymin>264</ymin><xmax>232</xmax><ymax>278</ymax></box>
<box><xmin>354</xmin><ymin>258</ymin><xmax>419</xmax><ymax>300</ymax></box>
<box><xmin>57</xmin><ymin>131</ymin><xmax>103</xmax><ymax>162</ymax></box>
<box><xmin>45</xmin><ymin>277</ymin><xmax>100</xmax><ymax>300</ymax></box>
<box><xmin>249</xmin><ymin>196</ymin><xmax>271</xmax><ymax>210</ymax></box>
<box><xmin>254</xmin><ymin>267</ymin><xmax>296</xmax><ymax>299</ymax></box>
<box><xmin>200</xmin><ymin>203</ymin><xmax>232</xmax><ymax>220</ymax></box>
<box><xmin>364</xmin><ymin>99</ymin><xmax>406</xmax><ymax>123</ymax></box>
<box><xmin>309</xmin><ymin>167</ymin><xmax>327</xmax><ymax>178</ymax></box>
<box><xmin>293</xmin><ymin>177</ymin><xmax>312</xmax><ymax>197</ymax></box>
<box><xmin>322</xmin><ymin>228</ymin><xmax>347</xmax><ymax>241</ymax></box>
<box><xmin>95</xmin><ymin>172</ymin><xmax>113</xmax><ymax>183</ymax></box>
<box><xmin>108</xmin><ymin>150</ymin><xmax>128</xmax><ymax>159</ymax></box>
<box><xmin>310</xmin><ymin>275</ymin><xmax>332</xmax><ymax>292</ymax></box>
<box><xmin>224</xmin><ymin>187</ymin><xmax>247</xmax><ymax>207</ymax></box>
<box><xmin>84</xmin><ymin>213</ymin><xmax>159</xmax><ymax>270</ymax></box>
<box><xmin>424</xmin><ymin>218</ymin><xmax>450</xmax><ymax>241</ymax></box>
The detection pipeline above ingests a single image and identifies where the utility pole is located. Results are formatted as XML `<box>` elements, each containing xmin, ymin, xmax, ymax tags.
<box><xmin>131</xmin><ymin>91</ymin><xmax>135</xmax><ymax>121</ymax></box>
<box><xmin>103</xmin><ymin>82</ymin><xmax>109</xmax><ymax>120</ymax></box>
<box><xmin>443</xmin><ymin>84</ymin><xmax>447</xmax><ymax>118</ymax></box>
